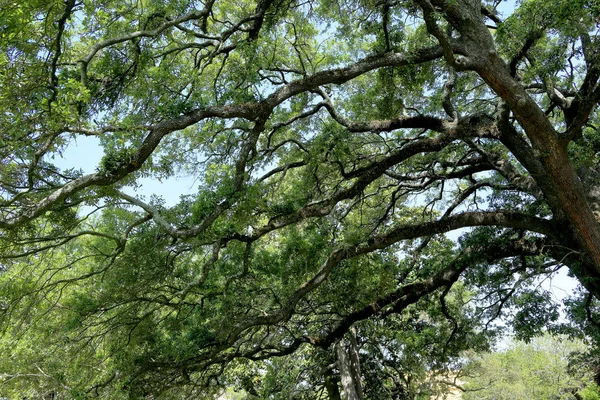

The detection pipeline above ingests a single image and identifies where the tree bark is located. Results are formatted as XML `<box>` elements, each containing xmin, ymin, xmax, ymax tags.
<box><xmin>323</xmin><ymin>367</ymin><xmax>342</xmax><ymax>400</ymax></box>
<box><xmin>336</xmin><ymin>329</ymin><xmax>364</xmax><ymax>400</ymax></box>
<box><xmin>429</xmin><ymin>0</ymin><xmax>600</xmax><ymax>298</ymax></box>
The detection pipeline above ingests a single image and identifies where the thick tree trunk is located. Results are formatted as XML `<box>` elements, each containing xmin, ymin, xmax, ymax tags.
<box><xmin>336</xmin><ymin>329</ymin><xmax>364</xmax><ymax>400</ymax></box>
<box><xmin>437</xmin><ymin>0</ymin><xmax>600</xmax><ymax>298</ymax></box>
<box><xmin>480</xmin><ymin>57</ymin><xmax>600</xmax><ymax>283</ymax></box>
<box><xmin>336</xmin><ymin>342</ymin><xmax>361</xmax><ymax>400</ymax></box>
<box><xmin>346</xmin><ymin>328</ymin><xmax>363</xmax><ymax>397</ymax></box>
<box><xmin>482</xmin><ymin>60</ymin><xmax>600</xmax><ymax>299</ymax></box>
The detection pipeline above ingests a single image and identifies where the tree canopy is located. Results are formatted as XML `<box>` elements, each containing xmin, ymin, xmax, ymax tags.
<box><xmin>463</xmin><ymin>334</ymin><xmax>599</xmax><ymax>400</ymax></box>
<box><xmin>1</xmin><ymin>0</ymin><xmax>600</xmax><ymax>398</ymax></box>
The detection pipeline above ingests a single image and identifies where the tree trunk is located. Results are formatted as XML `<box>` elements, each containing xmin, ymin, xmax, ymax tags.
<box><xmin>437</xmin><ymin>0</ymin><xmax>600</xmax><ymax>299</ymax></box>
<box><xmin>323</xmin><ymin>367</ymin><xmax>342</xmax><ymax>400</ymax></box>
<box><xmin>336</xmin><ymin>328</ymin><xmax>364</xmax><ymax>400</ymax></box>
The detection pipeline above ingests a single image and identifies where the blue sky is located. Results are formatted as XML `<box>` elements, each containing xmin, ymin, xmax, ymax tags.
<box><xmin>57</xmin><ymin>134</ymin><xmax>199</xmax><ymax>206</ymax></box>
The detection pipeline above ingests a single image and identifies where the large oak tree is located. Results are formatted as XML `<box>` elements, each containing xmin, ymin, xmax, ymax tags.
<box><xmin>1</xmin><ymin>0</ymin><xmax>600</xmax><ymax>397</ymax></box>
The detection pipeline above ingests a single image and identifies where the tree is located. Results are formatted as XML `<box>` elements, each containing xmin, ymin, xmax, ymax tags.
<box><xmin>462</xmin><ymin>334</ymin><xmax>600</xmax><ymax>400</ymax></box>
<box><xmin>1</xmin><ymin>0</ymin><xmax>600</xmax><ymax>397</ymax></box>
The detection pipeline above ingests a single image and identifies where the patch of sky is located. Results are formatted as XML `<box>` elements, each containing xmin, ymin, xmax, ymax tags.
<box><xmin>55</xmin><ymin>134</ymin><xmax>199</xmax><ymax>207</ymax></box>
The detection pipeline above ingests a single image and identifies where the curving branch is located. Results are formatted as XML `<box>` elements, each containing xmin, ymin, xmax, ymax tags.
<box><xmin>0</xmin><ymin>46</ymin><xmax>446</xmax><ymax>231</ymax></box>
<box><xmin>78</xmin><ymin>9</ymin><xmax>211</xmax><ymax>85</ymax></box>
<box><xmin>48</xmin><ymin>0</ymin><xmax>77</xmax><ymax>109</ymax></box>
<box><xmin>139</xmin><ymin>233</ymin><xmax>548</xmax><ymax>383</ymax></box>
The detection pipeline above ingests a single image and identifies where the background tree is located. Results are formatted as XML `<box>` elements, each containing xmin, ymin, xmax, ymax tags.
<box><xmin>1</xmin><ymin>0</ymin><xmax>600</xmax><ymax>398</ymax></box>
<box><xmin>462</xmin><ymin>334</ymin><xmax>600</xmax><ymax>400</ymax></box>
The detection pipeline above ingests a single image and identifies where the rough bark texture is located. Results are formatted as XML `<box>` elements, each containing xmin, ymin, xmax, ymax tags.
<box><xmin>426</xmin><ymin>0</ymin><xmax>600</xmax><ymax>298</ymax></box>
<box><xmin>336</xmin><ymin>335</ymin><xmax>364</xmax><ymax>400</ymax></box>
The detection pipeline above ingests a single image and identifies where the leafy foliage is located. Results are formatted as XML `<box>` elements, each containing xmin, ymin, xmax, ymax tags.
<box><xmin>463</xmin><ymin>334</ymin><xmax>599</xmax><ymax>400</ymax></box>
<box><xmin>1</xmin><ymin>0</ymin><xmax>600</xmax><ymax>398</ymax></box>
